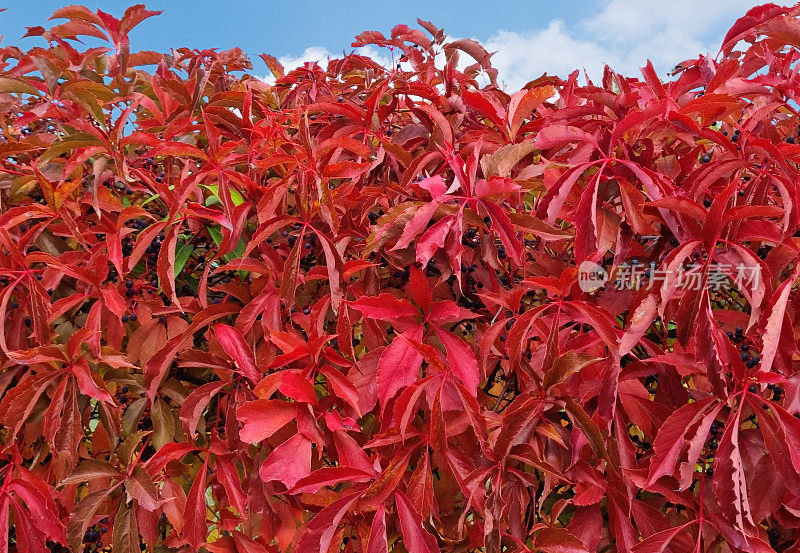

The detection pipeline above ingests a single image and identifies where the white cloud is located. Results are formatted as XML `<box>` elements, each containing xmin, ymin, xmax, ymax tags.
<box><xmin>263</xmin><ymin>1</ymin><xmax>765</xmax><ymax>90</ymax></box>
<box><xmin>487</xmin><ymin>0</ymin><xmax>759</xmax><ymax>89</ymax></box>
<box><xmin>483</xmin><ymin>21</ymin><xmax>620</xmax><ymax>90</ymax></box>
<box><xmin>279</xmin><ymin>46</ymin><xmax>337</xmax><ymax>72</ymax></box>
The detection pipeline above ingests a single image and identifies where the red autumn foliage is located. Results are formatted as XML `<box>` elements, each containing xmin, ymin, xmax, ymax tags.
<box><xmin>2</xmin><ymin>2</ymin><xmax>800</xmax><ymax>552</ymax></box>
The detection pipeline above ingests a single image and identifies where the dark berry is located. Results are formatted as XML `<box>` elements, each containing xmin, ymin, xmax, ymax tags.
<box><xmin>699</xmin><ymin>154</ymin><xmax>712</xmax><ymax>163</ymax></box>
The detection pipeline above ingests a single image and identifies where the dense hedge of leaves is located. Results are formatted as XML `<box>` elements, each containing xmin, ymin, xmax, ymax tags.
<box><xmin>4</xmin><ymin>2</ymin><xmax>800</xmax><ymax>552</ymax></box>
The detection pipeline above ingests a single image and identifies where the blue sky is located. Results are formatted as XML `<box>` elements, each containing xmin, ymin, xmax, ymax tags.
<box><xmin>1</xmin><ymin>1</ymin><xmax>765</xmax><ymax>90</ymax></box>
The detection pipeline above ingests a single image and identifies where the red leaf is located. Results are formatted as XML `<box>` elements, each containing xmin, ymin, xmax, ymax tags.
<box><xmin>482</xmin><ymin>201</ymin><xmax>523</xmax><ymax>264</ymax></box>
<box><xmin>535</xmin><ymin>527</ymin><xmax>590</xmax><ymax>553</ymax></box>
<box><xmin>236</xmin><ymin>399</ymin><xmax>297</xmax><ymax>444</ymax></box>
<box><xmin>156</xmin><ymin>224</ymin><xmax>181</xmax><ymax>307</ymax></box>
<box><xmin>394</xmin><ymin>491</ymin><xmax>439</xmax><ymax>553</ymax></box>
<box><xmin>350</xmin><ymin>294</ymin><xmax>419</xmax><ymax>322</ymax></box>
<box><xmin>179</xmin><ymin>380</ymin><xmax>228</xmax><ymax>436</ymax></box>
<box><xmin>182</xmin><ymin>461</ymin><xmax>208</xmax><ymax>550</ymax></box>
<box><xmin>296</xmin><ymin>494</ymin><xmax>360</xmax><ymax>553</ymax></box>
<box><xmin>214</xmin><ymin>324</ymin><xmax>261</xmax><ymax>381</ymax></box>
<box><xmin>289</xmin><ymin>466</ymin><xmax>373</xmax><ymax>494</ymax></box>
<box><xmin>367</xmin><ymin>505</ymin><xmax>388</xmax><ymax>553</ymax></box>
<box><xmin>534</xmin><ymin>124</ymin><xmax>599</xmax><ymax>150</ymax></box>
<box><xmin>434</xmin><ymin>328</ymin><xmax>479</xmax><ymax>394</ymax></box>
<box><xmin>148</xmin><ymin>142</ymin><xmax>209</xmax><ymax>161</ymax></box>
<box><xmin>759</xmin><ymin>274</ymin><xmax>794</xmax><ymax>374</ymax></box>
<box><xmin>646</xmin><ymin>397</ymin><xmax>714</xmax><ymax>487</ymax></box>
<box><xmin>259</xmin><ymin>433</ymin><xmax>313</xmax><ymax>488</ymax></box>
<box><xmin>630</xmin><ymin>524</ymin><xmax>691</xmax><ymax>553</ymax></box>
<box><xmin>713</xmin><ymin>408</ymin><xmax>753</xmax><ymax>537</ymax></box>
<box><xmin>377</xmin><ymin>325</ymin><xmax>425</xmax><ymax>406</ymax></box>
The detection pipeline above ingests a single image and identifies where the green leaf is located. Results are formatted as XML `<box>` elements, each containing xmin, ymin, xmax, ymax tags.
<box><xmin>207</xmin><ymin>225</ymin><xmax>246</xmax><ymax>262</ymax></box>
<box><xmin>0</xmin><ymin>77</ymin><xmax>40</xmax><ymax>96</ymax></box>
<box><xmin>228</xmin><ymin>236</ymin><xmax>246</xmax><ymax>261</ymax></box>
<box><xmin>174</xmin><ymin>243</ymin><xmax>194</xmax><ymax>277</ymax></box>
<box><xmin>201</xmin><ymin>183</ymin><xmax>244</xmax><ymax>207</ymax></box>
<box><xmin>140</xmin><ymin>193</ymin><xmax>161</xmax><ymax>206</ymax></box>
<box><xmin>207</xmin><ymin>225</ymin><xmax>223</xmax><ymax>246</ymax></box>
